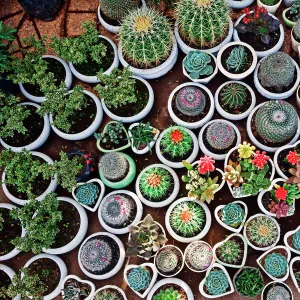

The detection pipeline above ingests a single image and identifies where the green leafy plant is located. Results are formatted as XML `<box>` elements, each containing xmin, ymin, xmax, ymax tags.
<box><xmin>261</xmin><ymin>0</ymin><xmax>280</xmax><ymax>5</ymax></box>
<box><xmin>205</xmin><ymin>269</ymin><xmax>229</xmax><ymax>296</ymax></box>
<box><xmin>75</xmin><ymin>183</ymin><xmax>99</xmax><ymax>206</ymax></box>
<box><xmin>94</xmin><ymin>121</ymin><xmax>126</xmax><ymax>146</ymax></box>
<box><xmin>0</xmin><ymin>21</ymin><xmax>16</xmax><ymax>72</ymax></box>
<box><xmin>129</xmin><ymin>122</ymin><xmax>156</xmax><ymax>151</ymax></box>
<box><xmin>290</xmin><ymin>0</ymin><xmax>300</xmax><ymax>22</ymax></box>
<box><xmin>219</xmin><ymin>82</ymin><xmax>247</xmax><ymax>110</ymax></box>
<box><xmin>264</xmin><ymin>253</ymin><xmax>288</xmax><ymax>278</ymax></box>
<box><xmin>216</xmin><ymin>240</ymin><xmax>241</xmax><ymax>264</ymax></box>
<box><xmin>153</xmin><ymin>287</ymin><xmax>183</xmax><ymax>300</ymax></box>
<box><xmin>225</xmin><ymin>46</ymin><xmax>247</xmax><ymax>72</ymax></box>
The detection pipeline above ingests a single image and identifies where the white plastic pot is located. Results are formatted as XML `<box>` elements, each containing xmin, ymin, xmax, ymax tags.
<box><xmin>167</xmin><ymin>82</ymin><xmax>214</xmax><ymax>129</ymax></box>
<box><xmin>297</xmin><ymin>85</ymin><xmax>300</xmax><ymax>107</ymax></box>
<box><xmin>215</xmin><ymin>81</ymin><xmax>256</xmax><ymax>121</ymax></box>
<box><xmin>254</xmin><ymin>56</ymin><xmax>300</xmax><ymax>100</ymax></box>
<box><xmin>174</xmin><ymin>19</ymin><xmax>233</xmax><ymax>55</ymax></box>
<box><xmin>165</xmin><ymin>197</ymin><xmax>211</xmax><ymax>243</ymax></box>
<box><xmin>0</xmin><ymin>264</ymin><xmax>20</xmax><ymax>300</ymax></box>
<box><xmin>24</xmin><ymin>253</ymin><xmax>67</xmax><ymax>300</ymax></box>
<box><xmin>155</xmin><ymin>126</ymin><xmax>199</xmax><ymax>169</ymax></box>
<box><xmin>292</xmin><ymin>28</ymin><xmax>300</xmax><ymax>52</ymax></box>
<box><xmin>94</xmin><ymin>285</ymin><xmax>127</xmax><ymax>300</ymax></box>
<box><xmin>98</xmin><ymin>190</ymin><xmax>143</xmax><ymax>234</ymax></box>
<box><xmin>226</xmin><ymin>0</ymin><xmax>255</xmax><ymax>8</ymax></box>
<box><xmin>290</xmin><ymin>257</ymin><xmax>300</xmax><ymax>293</ymax></box>
<box><xmin>0</xmin><ymin>102</ymin><xmax>50</xmax><ymax>152</ymax></box>
<box><xmin>43</xmin><ymin>197</ymin><xmax>88</xmax><ymax>255</ymax></box>
<box><xmin>69</xmin><ymin>36</ymin><xmax>118</xmax><ymax>83</ymax></box>
<box><xmin>198</xmin><ymin>119</ymin><xmax>241</xmax><ymax>160</ymax></box>
<box><xmin>50</xmin><ymin>90</ymin><xmax>103</xmax><ymax>141</ymax></box>
<box><xmin>257</xmin><ymin>0</ymin><xmax>282</xmax><ymax>14</ymax></box>
<box><xmin>135</xmin><ymin>164</ymin><xmax>180</xmax><ymax>208</ymax></box>
<box><xmin>101</xmin><ymin>76</ymin><xmax>154</xmax><ymax>123</ymax></box>
<box><xmin>247</xmin><ymin>102</ymin><xmax>300</xmax><ymax>153</ymax></box>
<box><xmin>284</xmin><ymin>225</ymin><xmax>300</xmax><ymax>255</ymax></box>
<box><xmin>19</xmin><ymin>55</ymin><xmax>72</xmax><ymax>103</ymax></box>
<box><xmin>2</xmin><ymin>151</ymin><xmax>57</xmax><ymax>206</ymax></box>
<box><xmin>261</xmin><ymin>282</ymin><xmax>294</xmax><ymax>300</ymax></box>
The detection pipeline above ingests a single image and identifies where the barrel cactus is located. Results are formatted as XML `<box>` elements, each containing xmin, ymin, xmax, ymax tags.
<box><xmin>175</xmin><ymin>86</ymin><xmax>206</xmax><ymax>116</ymax></box>
<box><xmin>225</xmin><ymin>46</ymin><xmax>247</xmax><ymax>73</ymax></box>
<box><xmin>264</xmin><ymin>253</ymin><xmax>288</xmax><ymax>278</ymax></box>
<box><xmin>292</xmin><ymin>230</ymin><xmax>300</xmax><ymax>251</ymax></box>
<box><xmin>75</xmin><ymin>183</ymin><xmax>99</xmax><ymax>206</ymax></box>
<box><xmin>205</xmin><ymin>269</ymin><xmax>229</xmax><ymax>295</ymax></box>
<box><xmin>119</xmin><ymin>8</ymin><xmax>173</xmax><ymax>68</ymax></box>
<box><xmin>258</xmin><ymin>52</ymin><xmax>295</xmax><ymax>92</ymax></box>
<box><xmin>153</xmin><ymin>287</ymin><xmax>182</xmax><ymax>300</ymax></box>
<box><xmin>176</xmin><ymin>0</ymin><xmax>231</xmax><ymax>49</ymax></box>
<box><xmin>100</xmin><ymin>0</ymin><xmax>140</xmax><ymax>22</ymax></box>
<box><xmin>186</xmin><ymin>242</ymin><xmax>213</xmax><ymax>271</ymax></box>
<box><xmin>216</xmin><ymin>240</ymin><xmax>241</xmax><ymax>264</ymax></box>
<box><xmin>221</xmin><ymin>203</ymin><xmax>245</xmax><ymax>228</ymax></box>
<box><xmin>127</xmin><ymin>267</ymin><xmax>151</xmax><ymax>292</ymax></box>
<box><xmin>254</xmin><ymin>101</ymin><xmax>298</xmax><ymax>145</ymax></box>
<box><xmin>220</xmin><ymin>83</ymin><xmax>247</xmax><ymax>110</ymax></box>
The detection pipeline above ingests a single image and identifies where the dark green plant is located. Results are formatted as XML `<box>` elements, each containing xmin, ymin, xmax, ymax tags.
<box><xmin>0</xmin><ymin>21</ymin><xmax>16</xmax><ymax>72</ymax></box>
<box><xmin>95</xmin><ymin>67</ymin><xmax>137</xmax><ymax>109</ymax></box>
<box><xmin>295</xmin><ymin>271</ymin><xmax>300</xmax><ymax>283</ymax></box>
<box><xmin>220</xmin><ymin>83</ymin><xmax>247</xmax><ymax>110</ymax></box>
<box><xmin>94</xmin><ymin>121</ymin><xmax>126</xmax><ymax>145</ymax></box>
<box><xmin>62</xmin><ymin>283</ymin><xmax>88</xmax><ymax>300</ymax></box>
<box><xmin>225</xmin><ymin>46</ymin><xmax>247</xmax><ymax>73</ymax></box>
<box><xmin>216</xmin><ymin>240</ymin><xmax>241</xmax><ymax>264</ymax></box>
<box><xmin>290</xmin><ymin>0</ymin><xmax>300</xmax><ymax>22</ymax></box>
<box><xmin>129</xmin><ymin>122</ymin><xmax>155</xmax><ymax>151</ymax></box>
<box><xmin>101</xmin><ymin>0</ymin><xmax>140</xmax><ymax>21</ymax></box>
<box><xmin>10</xmin><ymin>193</ymin><xmax>62</xmax><ymax>254</ymax></box>
<box><xmin>261</xmin><ymin>0</ymin><xmax>279</xmax><ymax>4</ymax></box>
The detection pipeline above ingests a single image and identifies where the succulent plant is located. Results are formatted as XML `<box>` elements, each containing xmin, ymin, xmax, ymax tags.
<box><xmin>290</xmin><ymin>0</ymin><xmax>300</xmax><ymax>22</ymax></box>
<box><xmin>258</xmin><ymin>52</ymin><xmax>295</xmax><ymax>92</ymax></box>
<box><xmin>225</xmin><ymin>46</ymin><xmax>247</xmax><ymax>73</ymax></box>
<box><xmin>175</xmin><ymin>86</ymin><xmax>206</xmax><ymax>117</ymax></box>
<box><xmin>294</xmin><ymin>20</ymin><xmax>300</xmax><ymax>40</ymax></box>
<box><xmin>223</xmin><ymin>160</ymin><xmax>244</xmax><ymax>187</ymax></box>
<box><xmin>127</xmin><ymin>267</ymin><xmax>151</xmax><ymax>292</ymax></box>
<box><xmin>129</xmin><ymin>122</ymin><xmax>156</xmax><ymax>151</ymax></box>
<box><xmin>95</xmin><ymin>289</ymin><xmax>121</xmax><ymax>300</ymax></box>
<box><xmin>254</xmin><ymin>101</ymin><xmax>298</xmax><ymax>145</ymax></box>
<box><xmin>62</xmin><ymin>284</ymin><xmax>88</xmax><ymax>300</ymax></box>
<box><xmin>265</xmin><ymin>284</ymin><xmax>291</xmax><ymax>300</ymax></box>
<box><xmin>264</xmin><ymin>253</ymin><xmax>288</xmax><ymax>278</ymax></box>
<box><xmin>176</xmin><ymin>0</ymin><xmax>231</xmax><ymax>49</ymax></box>
<box><xmin>119</xmin><ymin>8</ymin><xmax>173</xmax><ymax>68</ymax></box>
<box><xmin>94</xmin><ymin>121</ymin><xmax>126</xmax><ymax>146</ymax></box>
<box><xmin>205</xmin><ymin>269</ymin><xmax>229</xmax><ymax>296</ymax></box>
<box><xmin>216</xmin><ymin>240</ymin><xmax>242</xmax><ymax>264</ymax></box>
<box><xmin>169</xmin><ymin>201</ymin><xmax>205</xmax><ymax>237</ymax></box>
<box><xmin>220</xmin><ymin>83</ymin><xmax>247</xmax><ymax>110</ymax></box>
<box><xmin>183</xmin><ymin>50</ymin><xmax>214</xmax><ymax>79</ymax></box>
<box><xmin>238</xmin><ymin>142</ymin><xmax>255</xmax><ymax>159</ymax></box>
<box><xmin>186</xmin><ymin>242</ymin><xmax>213</xmax><ymax>271</ymax></box>
<box><xmin>101</xmin><ymin>0</ymin><xmax>140</xmax><ymax>21</ymax></box>
<box><xmin>139</xmin><ymin>167</ymin><xmax>172</xmax><ymax>201</ymax></box>
<box><xmin>156</xmin><ymin>247</ymin><xmax>179</xmax><ymax>273</ymax></box>
<box><xmin>153</xmin><ymin>287</ymin><xmax>182</xmax><ymax>300</ymax></box>
<box><xmin>292</xmin><ymin>230</ymin><xmax>300</xmax><ymax>251</ymax></box>
<box><xmin>221</xmin><ymin>203</ymin><xmax>245</xmax><ymax>228</ymax></box>
<box><xmin>205</xmin><ymin>121</ymin><xmax>236</xmax><ymax>151</ymax></box>
<box><xmin>99</xmin><ymin>152</ymin><xmax>129</xmax><ymax>181</ymax></box>
<box><xmin>75</xmin><ymin>183</ymin><xmax>99</xmax><ymax>206</ymax></box>
<box><xmin>101</xmin><ymin>193</ymin><xmax>135</xmax><ymax>228</ymax></box>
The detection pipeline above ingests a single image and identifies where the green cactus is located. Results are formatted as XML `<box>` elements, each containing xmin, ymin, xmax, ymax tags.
<box><xmin>258</xmin><ymin>52</ymin><xmax>295</xmax><ymax>92</ymax></box>
<box><xmin>205</xmin><ymin>269</ymin><xmax>229</xmax><ymax>296</ymax></box>
<box><xmin>101</xmin><ymin>0</ymin><xmax>140</xmax><ymax>21</ymax></box>
<box><xmin>95</xmin><ymin>289</ymin><xmax>120</xmax><ymax>300</ymax></box>
<box><xmin>216</xmin><ymin>240</ymin><xmax>241</xmax><ymax>264</ymax></box>
<box><xmin>119</xmin><ymin>8</ymin><xmax>173</xmax><ymax>68</ymax></box>
<box><xmin>225</xmin><ymin>46</ymin><xmax>247</xmax><ymax>73</ymax></box>
<box><xmin>254</xmin><ymin>101</ymin><xmax>298</xmax><ymax>145</ymax></box>
<box><xmin>292</xmin><ymin>230</ymin><xmax>300</xmax><ymax>251</ymax></box>
<box><xmin>264</xmin><ymin>253</ymin><xmax>288</xmax><ymax>278</ymax></box>
<box><xmin>183</xmin><ymin>50</ymin><xmax>214</xmax><ymax>79</ymax></box>
<box><xmin>219</xmin><ymin>82</ymin><xmax>247</xmax><ymax>110</ymax></box>
<box><xmin>156</xmin><ymin>248</ymin><xmax>179</xmax><ymax>273</ymax></box>
<box><xmin>75</xmin><ymin>183</ymin><xmax>99</xmax><ymax>206</ymax></box>
<box><xmin>221</xmin><ymin>203</ymin><xmax>245</xmax><ymax>228</ymax></box>
<box><xmin>176</xmin><ymin>0</ymin><xmax>231</xmax><ymax>49</ymax></box>
<box><xmin>265</xmin><ymin>284</ymin><xmax>292</xmax><ymax>300</ymax></box>
<box><xmin>127</xmin><ymin>267</ymin><xmax>151</xmax><ymax>292</ymax></box>
<box><xmin>153</xmin><ymin>287</ymin><xmax>183</xmax><ymax>300</ymax></box>
<box><xmin>294</xmin><ymin>20</ymin><xmax>300</xmax><ymax>40</ymax></box>
<box><xmin>290</xmin><ymin>0</ymin><xmax>300</xmax><ymax>22</ymax></box>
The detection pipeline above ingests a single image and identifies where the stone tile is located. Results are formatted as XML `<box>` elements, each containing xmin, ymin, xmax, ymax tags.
<box><xmin>18</xmin><ymin>19</ymin><xmax>39</xmax><ymax>47</ymax></box>
<box><xmin>66</xmin><ymin>13</ymin><xmax>97</xmax><ymax>37</ymax></box>
<box><xmin>69</xmin><ymin>0</ymin><xmax>99</xmax><ymax>12</ymax></box>
<box><xmin>3</xmin><ymin>13</ymin><xmax>23</xmax><ymax>30</ymax></box>
<box><xmin>0</xmin><ymin>0</ymin><xmax>23</xmax><ymax>19</ymax></box>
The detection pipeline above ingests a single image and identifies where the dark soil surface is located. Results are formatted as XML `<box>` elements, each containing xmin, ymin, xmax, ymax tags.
<box><xmin>0</xmin><ymin>269</ymin><xmax>11</xmax><ymax>300</ymax></box>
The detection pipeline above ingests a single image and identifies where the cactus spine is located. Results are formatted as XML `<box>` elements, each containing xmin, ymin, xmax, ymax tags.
<box><xmin>220</xmin><ymin>83</ymin><xmax>247</xmax><ymax>109</ymax></box>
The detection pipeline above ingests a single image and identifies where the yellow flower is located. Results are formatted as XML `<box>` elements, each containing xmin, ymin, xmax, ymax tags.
<box><xmin>238</xmin><ymin>142</ymin><xmax>255</xmax><ymax>159</ymax></box>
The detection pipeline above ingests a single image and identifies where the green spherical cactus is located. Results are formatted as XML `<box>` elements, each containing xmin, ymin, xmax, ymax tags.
<box><xmin>264</xmin><ymin>253</ymin><xmax>288</xmax><ymax>278</ymax></box>
<box><xmin>254</xmin><ymin>101</ymin><xmax>298</xmax><ymax>145</ymax></box>
<box><xmin>220</xmin><ymin>83</ymin><xmax>247</xmax><ymax>109</ymax></box>
<box><xmin>101</xmin><ymin>0</ymin><xmax>140</xmax><ymax>21</ymax></box>
<box><xmin>75</xmin><ymin>183</ymin><xmax>99</xmax><ymax>206</ymax></box>
<box><xmin>153</xmin><ymin>287</ymin><xmax>182</xmax><ymax>300</ymax></box>
<box><xmin>205</xmin><ymin>269</ymin><xmax>229</xmax><ymax>295</ymax></box>
<box><xmin>176</xmin><ymin>0</ymin><xmax>231</xmax><ymax>49</ymax></box>
<box><xmin>119</xmin><ymin>8</ymin><xmax>173</xmax><ymax>68</ymax></box>
<box><xmin>292</xmin><ymin>230</ymin><xmax>300</xmax><ymax>251</ymax></box>
<box><xmin>217</xmin><ymin>240</ymin><xmax>241</xmax><ymax>264</ymax></box>
<box><xmin>225</xmin><ymin>46</ymin><xmax>247</xmax><ymax>73</ymax></box>
<box><xmin>127</xmin><ymin>267</ymin><xmax>151</xmax><ymax>292</ymax></box>
<box><xmin>258</xmin><ymin>52</ymin><xmax>295</xmax><ymax>92</ymax></box>
<box><xmin>221</xmin><ymin>203</ymin><xmax>245</xmax><ymax>228</ymax></box>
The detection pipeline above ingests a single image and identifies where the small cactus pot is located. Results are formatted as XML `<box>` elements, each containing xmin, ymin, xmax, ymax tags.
<box><xmin>261</xmin><ymin>282</ymin><xmax>294</xmax><ymax>300</ymax></box>
<box><xmin>226</xmin><ymin>0</ymin><xmax>255</xmax><ymax>8</ymax></box>
<box><xmin>19</xmin><ymin>55</ymin><xmax>72</xmax><ymax>103</ymax></box>
<box><xmin>0</xmin><ymin>264</ymin><xmax>20</xmax><ymax>300</ymax></box>
<box><xmin>290</xmin><ymin>257</ymin><xmax>300</xmax><ymax>293</ymax></box>
<box><xmin>257</xmin><ymin>0</ymin><xmax>282</xmax><ymax>14</ymax></box>
<box><xmin>282</xmin><ymin>8</ymin><xmax>296</xmax><ymax>28</ymax></box>
<box><xmin>94</xmin><ymin>285</ymin><xmax>127</xmax><ymax>300</ymax></box>
<box><xmin>291</xmin><ymin>28</ymin><xmax>300</xmax><ymax>52</ymax></box>
<box><xmin>283</xmin><ymin>225</ymin><xmax>300</xmax><ymax>255</ymax></box>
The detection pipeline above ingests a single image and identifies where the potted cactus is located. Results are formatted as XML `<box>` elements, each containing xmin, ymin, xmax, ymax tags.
<box><xmin>284</xmin><ymin>226</ymin><xmax>300</xmax><ymax>255</ymax></box>
<box><xmin>257</xmin><ymin>0</ymin><xmax>282</xmax><ymax>14</ymax></box>
<box><xmin>118</xmin><ymin>7</ymin><xmax>178</xmax><ymax>79</ymax></box>
<box><xmin>283</xmin><ymin>0</ymin><xmax>300</xmax><ymax>27</ymax></box>
<box><xmin>292</xmin><ymin>20</ymin><xmax>300</xmax><ymax>52</ymax></box>
<box><xmin>247</xmin><ymin>101</ymin><xmax>300</xmax><ymax>152</ymax></box>
<box><xmin>94</xmin><ymin>285</ymin><xmax>127</xmax><ymax>300</ymax></box>
<box><xmin>174</xmin><ymin>0</ymin><xmax>233</xmax><ymax>54</ymax></box>
<box><xmin>167</xmin><ymin>82</ymin><xmax>214</xmax><ymax>129</ymax></box>
<box><xmin>261</xmin><ymin>282</ymin><xmax>293</xmax><ymax>300</ymax></box>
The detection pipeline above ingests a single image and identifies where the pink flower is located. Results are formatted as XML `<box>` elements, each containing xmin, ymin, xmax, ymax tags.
<box><xmin>198</xmin><ymin>155</ymin><xmax>215</xmax><ymax>175</ymax></box>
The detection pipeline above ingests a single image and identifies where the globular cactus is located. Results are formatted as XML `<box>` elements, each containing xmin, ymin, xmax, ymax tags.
<box><xmin>205</xmin><ymin>121</ymin><xmax>236</xmax><ymax>151</ymax></box>
<box><xmin>258</xmin><ymin>52</ymin><xmax>295</xmax><ymax>92</ymax></box>
<box><xmin>294</xmin><ymin>20</ymin><xmax>300</xmax><ymax>40</ymax></box>
<box><xmin>225</xmin><ymin>46</ymin><xmax>247</xmax><ymax>73</ymax></box>
<box><xmin>265</xmin><ymin>285</ymin><xmax>291</xmax><ymax>300</ymax></box>
<box><xmin>127</xmin><ymin>267</ymin><xmax>151</xmax><ymax>292</ymax></box>
<box><xmin>175</xmin><ymin>86</ymin><xmax>206</xmax><ymax>116</ymax></box>
<box><xmin>119</xmin><ymin>8</ymin><xmax>173</xmax><ymax>68</ymax></box>
<box><xmin>75</xmin><ymin>183</ymin><xmax>99</xmax><ymax>206</ymax></box>
<box><xmin>221</xmin><ymin>203</ymin><xmax>245</xmax><ymax>228</ymax></box>
<box><xmin>176</xmin><ymin>0</ymin><xmax>231</xmax><ymax>49</ymax></box>
<box><xmin>156</xmin><ymin>247</ymin><xmax>179</xmax><ymax>273</ymax></box>
<box><xmin>99</xmin><ymin>152</ymin><xmax>129</xmax><ymax>181</ymax></box>
<box><xmin>186</xmin><ymin>242</ymin><xmax>213</xmax><ymax>271</ymax></box>
<box><xmin>264</xmin><ymin>253</ymin><xmax>288</xmax><ymax>278</ymax></box>
<box><xmin>254</xmin><ymin>101</ymin><xmax>298</xmax><ymax>145</ymax></box>
<box><xmin>220</xmin><ymin>83</ymin><xmax>247</xmax><ymax>109</ymax></box>
<box><xmin>216</xmin><ymin>240</ymin><xmax>241</xmax><ymax>264</ymax></box>
<box><xmin>205</xmin><ymin>269</ymin><xmax>229</xmax><ymax>296</ymax></box>
<box><xmin>100</xmin><ymin>0</ymin><xmax>140</xmax><ymax>22</ymax></box>
<box><xmin>153</xmin><ymin>287</ymin><xmax>182</xmax><ymax>300</ymax></box>
<box><xmin>95</xmin><ymin>290</ymin><xmax>120</xmax><ymax>300</ymax></box>
<box><xmin>292</xmin><ymin>230</ymin><xmax>300</xmax><ymax>251</ymax></box>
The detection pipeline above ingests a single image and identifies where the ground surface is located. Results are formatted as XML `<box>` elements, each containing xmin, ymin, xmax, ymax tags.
<box><xmin>1</xmin><ymin>0</ymin><xmax>300</xmax><ymax>299</ymax></box>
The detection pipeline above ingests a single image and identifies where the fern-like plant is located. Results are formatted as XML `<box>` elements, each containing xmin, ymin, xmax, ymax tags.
<box><xmin>0</xmin><ymin>21</ymin><xmax>16</xmax><ymax>72</ymax></box>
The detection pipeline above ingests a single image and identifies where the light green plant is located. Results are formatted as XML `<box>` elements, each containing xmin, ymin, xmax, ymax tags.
<box><xmin>225</xmin><ymin>46</ymin><xmax>247</xmax><ymax>72</ymax></box>
<box><xmin>220</xmin><ymin>83</ymin><xmax>247</xmax><ymax>110</ymax></box>
<box><xmin>264</xmin><ymin>253</ymin><xmax>288</xmax><ymax>278</ymax></box>
<box><xmin>153</xmin><ymin>287</ymin><xmax>183</xmax><ymax>300</ymax></box>
<box><xmin>0</xmin><ymin>21</ymin><xmax>16</xmax><ymax>72</ymax></box>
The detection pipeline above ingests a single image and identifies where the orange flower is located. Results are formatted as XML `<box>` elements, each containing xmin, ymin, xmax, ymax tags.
<box><xmin>170</xmin><ymin>129</ymin><xmax>184</xmax><ymax>143</ymax></box>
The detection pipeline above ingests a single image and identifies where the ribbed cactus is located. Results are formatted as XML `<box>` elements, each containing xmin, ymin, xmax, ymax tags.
<box><xmin>220</xmin><ymin>83</ymin><xmax>247</xmax><ymax>109</ymax></box>
<box><xmin>119</xmin><ymin>8</ymin><xmax>173</xmax><ymax>68</ymax></box>
<box><xmin>176</xmin><ymin>0</ymin><xmax>231</xmax><ymax>49</ymax></box>
<box><xmin>75</xmin><ymin>183</ymin><xmax>99</xmax><ymax>206</ymax></box>
<box><xmin>292</xmin><ymin>230</ymin><xmax>300</xmax><ymax>251</ymax></box>
<box><xmin>205</xmin><ymin>121</ymin><xmax>236</xmax><ymax>151</ymax></box>
<box><xmin>216</xmin><ymin>240</ymin><xmax>241</xmax><ymax>264</ymax></box>
<box><xmin>205</xmin><ymin>269</ymin><xmax>229</xmax><ymax>296</ymax></box>
<box><xmin>254</xmin><ymin>101</ymin><xmax>298</xmax><ymax>145</ymax></box>
<box><xmin>258</xmin><ymin>52</ymin><xmax>295</xmax><ymax>92</ymax></box>
<box><xmin>175</xmin><ymin>86</ymin><xmax>206</xmax><ymax>116</ymax></box>
<box><xmin>156</xmin><ymin>248</ymin><xmax>178</xmax><ymax>273</ymax></box>
<box><xmin>221</xmin><ymin>203</ymin><xmax>245</xmax><ymax>228</ymax></box>
<box><xmin>127</xmin><ymin>267</ymin><xmax>151</xmax><ymax>292</ymax></box>
<box><xmin>101</xmin><ymin>0</ymin><xmax>140</xmax><ymax>21</ymax></box>
<box><xmin>264</xmin><ymin>253</ymin><xmax>288</xmax><ymax>278</ymax></box>
<box><xmin>225</xmin><ymin>46</ymin><xmax>247</xmax><ymax>73</ymax></box>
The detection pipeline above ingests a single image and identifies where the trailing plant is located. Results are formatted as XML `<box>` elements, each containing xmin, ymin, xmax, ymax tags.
<box><xmin>183</xmin><ymin>50</ymin><xmax>214</xmax><ymax>79</ymax></box>
<box><xmin>294</xmin><ymin>20</ymin><xmax>300</xmax><ymax>40</ymax></box>
<box><xmin>292</xmin><ymin>230</ymin><xmax>300</xmax><ymax>251</ymax></box>
<box><xmin>127</xmin><ymin>267</ymin><xmax>151</xmax><ymax>292</ymax></box>
<box><xmin>95</xmin><ymin>67</ymin><xmax>137</xmax><ymax>109</ymax></box>
<box><xmin>290</xmin><ymin>0</ymin><xmax>300</xmax><ymax>22</ymax></box>
<box><xmin>220</xmin><ymin>83</ymin><xmax>247</xmax><ymax>110</ymax></box>
<box><xmin>0</xmin><ymin>21</ymin><xmax>16</xmax><ymax>72</ymax></box>
<box><xmin>10</xmin><ymin>192</ymin><xmax>62</xmax><ymax>254</ymax></box>
<box><xmin>153</xmin><ymin>287</ymin><xmax>182</xmax><ymax>300</ymax></box>
<box><xmin>221</xmin><ymin>203</ymin><xmax>245</xmax><ymax>228</ymax></box>
<box><xmin>126</xmin><ymin>214</ymin><xmax>168</xmax><ymax>259</ymax></box>
<box><xmin>95</xmin><ymin>289</ymin><xmax>120</xmax><ymax>300</ymax></box>
<box><xmin>75</xmin><ymin>183</ymin><xmax>99</xmax><ymax>206</ymax></box>
<box><xmin>225</xmin><ymin>46</ymin><xmax>247</xmax><ymax>73</ymax></box>
<box><xmin>62</xmin><ymin>283</ymin><xmax>88</xmax><ymax>300</ymax></box>
<box><xmin>119</xmin><ymin>8</ymin><xmax>173</xmax><ymax>68</ymax></box>
<box><xmin>156</xmin><ymin>248</ymin><xmax>178</xmax><ymax>273</ymax></box>
<box><xmin>94</xmin><ymin>121</ymin><xmax>126</xmax><ymax>146</ymax></box>
<box><xmin>216</xmin><ymin>240</ymin><xmax>241</xmax><ymax>264</ymax></box>
<box><xmin>129</xmin><ymin>122</ymin><xmax>156</xmax><ymax>151</ymax></box>
<box><xmin>205</xmin><ymin>269</ymin><xmax>229</xmax><ymax>296</ymax></box>
<box><xmin>264</xmin><ymin>253</ymin><xmax>288</xmax><ymax>278</ymax></box>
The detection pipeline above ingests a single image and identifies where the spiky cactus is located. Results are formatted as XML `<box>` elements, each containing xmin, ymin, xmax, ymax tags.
<box><xmin>254</xmin><ymin>101</ymin><xmax>298</xmax><ymax>145</ymax></box>
<box><xmin>292</xmin><ymin>230</ymin><xmax>300</xmax><ymax>251</ymax></box>
<box><xmin>265</xmin><ymin>284</ymin><xmax>291</xmax><ymax>300</ymax></box>
<box><xmin>221</xmin><ymin>203</ymin><xmax>245</xmax><ymax>228</ymax></box>
<box><xmin>75</xmin><ymin>183</ymin><xmax>99</xmax><ymax>206</ymax></box>
<box><xmin>119</xmin><ymin>8</ymin><xmax>173</xmax><ymax>68</ymax></box>
<box><xmin>186</xmin><ymin>242</ymin><xmax>213</xmax><ymax>271</ymax></box>
<box><xmin>225</xmin><ymin>46</ymin><xmax>247</xmax><ymax>73</ymax></box>
<box><xmin>175</xmin><ymin>86</ymin><xmax>206</xmax><ymax>116</ymax></box>
<box><xmin>176</xmin><ymin>0</ymin><xmax>231</xmax><ymax>49</ymax></box>
<box><xmin>127</xmin><ymin>267</ymin><xmax>151</xmax><ymax>292</ymax></box>
<box><xmin>220</xmin><ymin>83</ymin><xmax>247</xmax><ymax>109</ymax></box>
<box><xmin>216</xmin><ymin>240</ymin><xmax>241</xmax><ymax>264</ymax></box>
<box><xmin>101</xmin><ymin>0</ymin><xmax>140</xmax><ymax>22</ymax></box>
<box><xmin>258</xmin><ymin>52</ymin><xmax>295</xmax><ymax>92</ymax></box>
<box><xmin>205</xmin><ymin>269</ymin><xmax>229</xmax><ymax>296</ymax></box>
<box><xmin>95</xmin><ymin>289</ymin><xmax>120</xmax><ymax>300</ymax></box>
<box><xmin>264</xmin><ymin>253</ymin><xmax>288</xmax><ymax>278</ymax></box>
<box><xmin>156</xmin><ymin>247</ymin><xmax>179</xmax><ymax>273</ymax></box>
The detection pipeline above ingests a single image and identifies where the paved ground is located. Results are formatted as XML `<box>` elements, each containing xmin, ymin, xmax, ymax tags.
<box><xmin>1</xmin><ymin>1</ymin><xmax>299</xmax><ymax>299</ymax></box>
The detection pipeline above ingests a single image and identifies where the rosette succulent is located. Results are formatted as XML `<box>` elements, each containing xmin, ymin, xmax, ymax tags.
<box><xmin>225</xmin><ymin>46</ymin><xmax>247</xmax><ymax>73</ymax></box>
<box><xmin>127</xmin><ymin>267</ymin><xmax>151</xmax><ymax>292</ymax></box>
<box><xmin>292</xmin><ymin>230</ymin><xmax>300</xmax><ymax>251</ymax></box>
<box><xmin>153</xmin><ymin>287</ymin><xmax>182</xmax><ymax>300</ymax></box>
<box><xmin>221</xmin><ymin>203</ymin><xmax>245</xmax><ymax>228</ymax></box>
<box><xmin>264</xmin><ymin>253</ymin><xmax>288</xmax><ymax>278</ymax></box>
<box><xmin>205</xmin><ymin>269</ymin><xmax>229</xmax><ymax>296</ymax></box>
<box><xmin>75</xmin><ymin>183</ymin><xmax>99</xmax><ymax>206</ymax></box>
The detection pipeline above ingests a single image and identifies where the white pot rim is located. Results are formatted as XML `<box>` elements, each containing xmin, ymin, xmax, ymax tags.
<box><xmin>261</xmin><ymin>281</ymin><xmax>294</xmax><ymax>300</ymax></box>
<box><xmin>284</xmin><ymin>225</ymin><xmax>300</xmax><ymax>255</ymax></box>
<box><xmin>257</xmin><ymin>0</ymin><xmax>282</xmax><ymax>13</ymax></box>
<box><xmin>226</xmin><ymin>0</ymin><xmax>255</xmax><ymax>9</ymax></box>
<box><xmin>290</xmin><ymin>257</ymin><xmax>300</xmax><ymax>293</ymax></box>
<box><xmin>0</xmin><ymin>264</ymin><xmax>20</xmax><ymax>300</ymax></box>
<box><xmin>94</xmin><ymin>285</ymin><xmax>127</xmax><ymax>300</ymax></box>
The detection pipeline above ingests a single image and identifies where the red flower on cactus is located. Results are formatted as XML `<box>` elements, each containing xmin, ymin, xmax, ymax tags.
<box><xmin>269</xmin><ymin>200</ymin><xmax>290</xmax><ymax>219</ymax></box>
<box><xmin>286</xmin><ymin>150</ymin><xmax>299</xmax><ymax>165</ymax></box>
<box><xmin>251</xmin><ymin>151</ymin><xmax>270</xmax><ymax>169</ymax></box>
<box><xmin>242</xmin><ymin>7</ymin><xmax>250</xmax><ymax>15</ymax></box>
<box><xmin>170</xmin><ymin>129</ymin><xmax>184</xmax><ymax>143</ymax></box>
<box><xmin>275</xmin><ymin>186</ymin><xmax>288</xmax><ymax>201</ymax></box>
<box><xmin>198</xmin><ymin>155</ymin><xmax>215</xmax><ymax>175</ymax></box>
